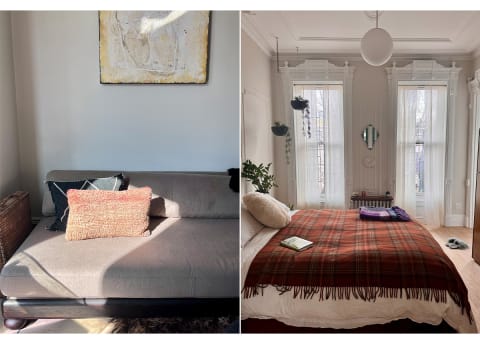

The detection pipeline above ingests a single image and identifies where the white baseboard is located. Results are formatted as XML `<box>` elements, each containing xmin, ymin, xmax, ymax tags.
<box><xmin>444</xmin><ymin>214</ymin><xmax>465</xmax><ymax>227</ymax></box>
<box><xmin>465</xmin><ymin>215</ymin><xmax>473</xmax><ymax>229</ymax></box>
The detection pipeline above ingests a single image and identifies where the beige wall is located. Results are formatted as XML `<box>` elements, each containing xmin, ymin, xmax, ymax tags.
<box><xmin>0</xmin><ymin>12</ymin><xmax>20</xmax><ymax>198</ymax></box>
<box><xmin>11</xmin><ymin>11</ymin><xmax>240</xmax><ymax>216</ymax></box>
<box><xmin>475</xmin><ymin>55</ymin><xmax>480</xmax><ymax>72</ymax></box>
<box><xmin>270</xmin><ymin>55</ymin><xmax>473</xmax><ymax>225</ymax></box>
<box><xmin>241</xmin><ymin>31</ymin><xmax>275</xmax><ymax>195</ymax></box>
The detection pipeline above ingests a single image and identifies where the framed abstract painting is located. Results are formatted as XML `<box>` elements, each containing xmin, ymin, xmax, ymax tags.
<box><xmin>99</xmin><ymin>11</ymin><xmax>210</xmax><ymax>84</ymax></box>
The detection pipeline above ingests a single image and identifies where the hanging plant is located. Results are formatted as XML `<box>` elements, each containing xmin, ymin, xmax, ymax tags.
<box><xmin>290</xmin><ymin>96</ymin><xmax>309</xmax><ymax>110</ymax></box>
<box><xmin>271</xmin><ymin>122</ymin><xmax>291</xmax><ymax>165</ymax></box>
<box><xmin>271</xmin><ymin>122</ymin><xmax>289</xmax><ymax>136</ymax></box>
<box><xmin>285</xmin><ymin>131</ymin><xmax>292</xmax><ymax>165</ymax></box>
<box><xmin>290</xmin><ymin>96</ymin><xmax>311</xmax><ymax>138</ymax></box>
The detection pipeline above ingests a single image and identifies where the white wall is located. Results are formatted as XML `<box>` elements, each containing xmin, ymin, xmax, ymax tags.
<box><xmin>11</xmin><ymin>11</ymin><xmax>239</xmax><ymax>215</ymax></box>
<box><xmin>241</xmin><ymin>31</ymin><xmax>274</xmax><ymax>195</ymax></box>
<box><xmin>271</xmin><ymin>55</ymin><xmax>473</xmax><ymax>225</ymax></box>
<box><xmin>0</xmin><ymin>12</ymin><xmax>20</xmax><ymax>199</ymax></box>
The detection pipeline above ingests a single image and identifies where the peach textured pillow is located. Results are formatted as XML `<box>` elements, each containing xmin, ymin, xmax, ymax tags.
<box><xmin>65</xmin><ymin>187</ymin><xmax>152</xmax><ymax>241</ymax></box>
<box><xmin>242</xmin><ymin>192</ymin><xmax>291</xmax><ymax>229</ymax></box>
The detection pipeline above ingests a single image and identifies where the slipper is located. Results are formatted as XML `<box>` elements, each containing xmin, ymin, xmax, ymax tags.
<box><xmin>446</xmin><ymin>238</ymin><xmax>456</xmax><ymax>244</ymax></box>
<box><xmin>445</xmin><ymin>237</ymin><xmax>469</xmax><ymax>250</ymax></box>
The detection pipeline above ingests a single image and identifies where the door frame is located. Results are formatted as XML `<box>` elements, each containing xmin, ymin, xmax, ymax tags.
<box><xmin>466</xmin><ymin>69</ymin><xmax>480</xmax><ymax>228</ymax></box>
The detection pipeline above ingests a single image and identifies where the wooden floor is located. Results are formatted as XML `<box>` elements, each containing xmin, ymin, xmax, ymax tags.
<box><xmin>428</xmin><ymin>226</ymin><xmax>480</xmax><ymax>331</ymax></box>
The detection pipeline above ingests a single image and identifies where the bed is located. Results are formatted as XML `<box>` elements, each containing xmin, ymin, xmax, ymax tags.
<box><xmin>241</xmin><ymin>206</ymin><xmax>477</xmax><ymax>333</ymax></box>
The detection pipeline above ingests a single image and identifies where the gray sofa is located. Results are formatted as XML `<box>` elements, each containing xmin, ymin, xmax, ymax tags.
<box><xmin>0</xmin><ymin>170</ymin><xmax>239</xmax><ymax>329</ymax></box>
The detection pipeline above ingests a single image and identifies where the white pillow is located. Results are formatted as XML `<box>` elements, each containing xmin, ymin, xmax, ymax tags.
<box><xmin>241</xmin><ymin>204</ymin><xmax>265</xmax><ymax>248</ymax></box>
<box><xmin>267</xmin><ymin>194</ymin><xmax>291</xmax><ymax>213</ymax></box>
<box><xmin>242</xmin><ymin>192</ymin><xmax>291</xmax><ymax>229</ymax></box>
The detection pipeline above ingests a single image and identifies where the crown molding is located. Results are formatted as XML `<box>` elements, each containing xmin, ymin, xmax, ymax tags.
<box><xmin>450</xmin><ymin>12</ymin><xmax>480</xmax><ymax>54</ymax></box>
<box><xmin>271</xmin><ymin>52</ymin><xmax>475</xmax><ymax>63</ymax></box>
<box><xmin>298</xmin><ymin>36</ymin><xmax>452</xmax><ymax>43</ymax></box>
<box><xmin>241</xmin><ymin>13</ymin><xmax>272</xmax><ymax>58</ymax></box>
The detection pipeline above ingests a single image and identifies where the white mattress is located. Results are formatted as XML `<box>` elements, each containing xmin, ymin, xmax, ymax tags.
<box><xmin>241</xmin><ymin>218</ymin><xmax>477</xmax><ymax>333</ymax></box>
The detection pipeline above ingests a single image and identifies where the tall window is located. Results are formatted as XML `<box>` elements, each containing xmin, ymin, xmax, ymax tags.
<box><xmin>293</xmin><ymin>84</ymin><xmax>345</xmax><ymax>209</ymax></box>
<box><xmin>395</xmin><ymin>84</ymin><xmax>447</xmax><ymax>227</ymax></box>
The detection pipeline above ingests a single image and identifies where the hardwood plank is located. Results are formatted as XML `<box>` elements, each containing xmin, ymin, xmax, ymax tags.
<box><xmin>428</xmin><ymin>226</ymin><xmax>480</xmax><ymax>331</ymax></box>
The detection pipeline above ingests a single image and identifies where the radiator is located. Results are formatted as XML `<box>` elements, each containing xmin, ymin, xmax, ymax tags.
<box><xmin>350</xmin><ymin>196</ymin><xmax>393</xmax><ymax>209</ymax></box>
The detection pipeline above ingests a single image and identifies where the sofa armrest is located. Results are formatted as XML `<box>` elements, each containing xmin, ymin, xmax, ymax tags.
<box><xmin>0</xmin><ymin>191</ymin><xmax>32</xmax><ymax>269</ymax></box>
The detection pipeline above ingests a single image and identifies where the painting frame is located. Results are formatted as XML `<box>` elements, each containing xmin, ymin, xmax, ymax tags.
<box><xmin>99</xmin><ymin>11</ymin><xmax>211</xmax><ymax>84</ymax></box>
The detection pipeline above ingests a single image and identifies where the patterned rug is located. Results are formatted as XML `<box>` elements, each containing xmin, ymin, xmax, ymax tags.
<box><xmin>107</xmin><ymin>315</ymin><xmax>239</xmax><ymax>333</ymax></box>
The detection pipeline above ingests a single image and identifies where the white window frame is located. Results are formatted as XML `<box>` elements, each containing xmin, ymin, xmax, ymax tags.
<box><xmin>280</xmin><ymin>60</ymin><xmax>354</xmax><ymax>208</ymax></box>
<box><xmin>293</xmin><ymin>82</ymin><xmax>343</xmax><ymax>204</ymax></box>
<box><xmin>397</xmin><ymin>82</ymin><xmax>448</xmax><ymax>219</ymax></box>
<box><xmin>387</xmin><ymin>60</ymin><xmax>461</xmax><ymax>226</ymax></box>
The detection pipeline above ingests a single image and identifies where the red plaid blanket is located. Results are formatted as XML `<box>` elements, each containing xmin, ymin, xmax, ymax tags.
<box><xmin>243</xmin><ymin>209</ymin><xmax>472</xmax><ymax>322</ymax></box>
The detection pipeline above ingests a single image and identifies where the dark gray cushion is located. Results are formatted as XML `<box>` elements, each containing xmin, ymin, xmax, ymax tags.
<box><xmin>47</xmin><ymin>174</ymin><xmax>127</xmax><ymax>231</ymax></box>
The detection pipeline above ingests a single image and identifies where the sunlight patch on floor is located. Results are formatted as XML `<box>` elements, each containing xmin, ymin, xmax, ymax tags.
<box><xmin>0</xmin><ymin>316</ymin><xmax>112</xmax><ymax>334</ymax></box>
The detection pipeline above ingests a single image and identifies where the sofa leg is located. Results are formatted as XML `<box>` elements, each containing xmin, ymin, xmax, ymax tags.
<box><xmin>3</xmin><ymin>318</ymin><xmax>32</xmax><ymax>330</ymax></box>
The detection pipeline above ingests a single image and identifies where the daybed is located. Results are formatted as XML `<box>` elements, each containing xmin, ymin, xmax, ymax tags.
<box><xmin>241</xmin><ymin>200</ymin><xmax>477</xmax><ymax>333</ymax></box>
<box><xmin>0</xmin><ymin>170</ymin><xmax>239</xmax><ymax>329</ymax></box>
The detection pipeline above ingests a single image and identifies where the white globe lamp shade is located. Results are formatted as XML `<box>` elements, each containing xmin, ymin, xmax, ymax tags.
<box><xmin>360</xmin><ymin>27</ymin><xmax>393</xmax><ymax>66</ymax></box>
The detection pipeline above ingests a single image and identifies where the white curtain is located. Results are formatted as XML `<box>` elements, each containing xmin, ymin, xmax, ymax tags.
<box><xmin>395</xmin><ymin>85</ymin><xmax>447</xmax><ymax>228</ymax></box>
<box><xmin>423</xmin><ymin>87</ymin><xmax>447</xmax><ymax>227</ymax></box>
<box><xmin>395</xmin><ymin>88</ymin><xmax>418</xmax><ymax>217</ymax></box>
<box><xmin>294</xmin><ymin>85</ymin><xmax>345</xmax><ymax>209</ymax></box>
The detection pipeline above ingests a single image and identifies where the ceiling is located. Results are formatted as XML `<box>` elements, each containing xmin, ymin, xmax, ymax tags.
<box><xmin>242</xmin><ymin>11</ymin><xmax>480</xmax><ymax>57</ymax></box>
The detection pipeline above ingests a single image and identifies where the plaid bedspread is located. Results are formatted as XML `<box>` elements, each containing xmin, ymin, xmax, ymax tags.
<box><xmin>243</xmin><ymin>209</ymin><xmax>472</xmax><ymax>322</ymax></box>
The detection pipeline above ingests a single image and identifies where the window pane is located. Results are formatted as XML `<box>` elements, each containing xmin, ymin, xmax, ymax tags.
<box><xmin>305</xmin><ymin>89</ymin><xmax>326</xmax><ymax>195</ymax></box>
<box><xmin>415</xmin><ymin>143</ymin><xmax>424</xmax><ymax>193</ymax></box>
<box><xmin>415</xmin><ymin>89</ymin><xmax>425</xmax><ymax>193</ymax></box>
<box><xmin>319</xmin><ymin>143</ymin><xmax>325</xmax><ymax>193</ymax></box>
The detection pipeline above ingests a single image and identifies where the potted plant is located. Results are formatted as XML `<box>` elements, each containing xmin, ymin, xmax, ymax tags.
<box><xmin>290</xmin><ymin>96</ymin><xmax>311</xmax><ymax>138</ymax></box>
<box><xmin>271</xmin><ymin>122</ymin><xmax>292</xmax><ymax>165</ymax></box>
<box><xmin>241</xmin><ymin>160</ymin><xmax>278</xmax><ymax>194</ymax></box>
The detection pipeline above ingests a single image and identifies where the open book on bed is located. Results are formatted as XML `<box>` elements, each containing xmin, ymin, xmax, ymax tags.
<box><xmin>280</xmin><ymin>236</ymin><xmax>314</xmax><ymax>252</ymax></box>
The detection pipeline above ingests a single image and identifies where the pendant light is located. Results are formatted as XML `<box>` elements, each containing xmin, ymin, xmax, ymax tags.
<box><xmin>360</xmin><ymin>11</ymin><xmax>393</xmax><ymax>66</ymax></box>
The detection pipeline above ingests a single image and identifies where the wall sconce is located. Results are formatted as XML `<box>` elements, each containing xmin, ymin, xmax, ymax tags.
<box><xmin>362</xmin><ymin>124</ymin><xmax>379</xmax><ymax>150</ymax></box>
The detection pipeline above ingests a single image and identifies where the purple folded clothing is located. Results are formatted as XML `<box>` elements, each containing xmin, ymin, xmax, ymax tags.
<box><xmin>391</xmin><ymin>206</ymin><xmax>411</xmax><ymax>221</ymax></box>
<box><xmin>359</xmin><ymin>206</ymin><xmax>410</xmax><ymax>221</ymax></box>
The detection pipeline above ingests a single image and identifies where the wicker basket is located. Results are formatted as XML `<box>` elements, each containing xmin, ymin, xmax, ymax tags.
<box><xmin>0</xmin><ymin>191</ymin><xmax>32</xmax><ymax>273</ymax></box>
